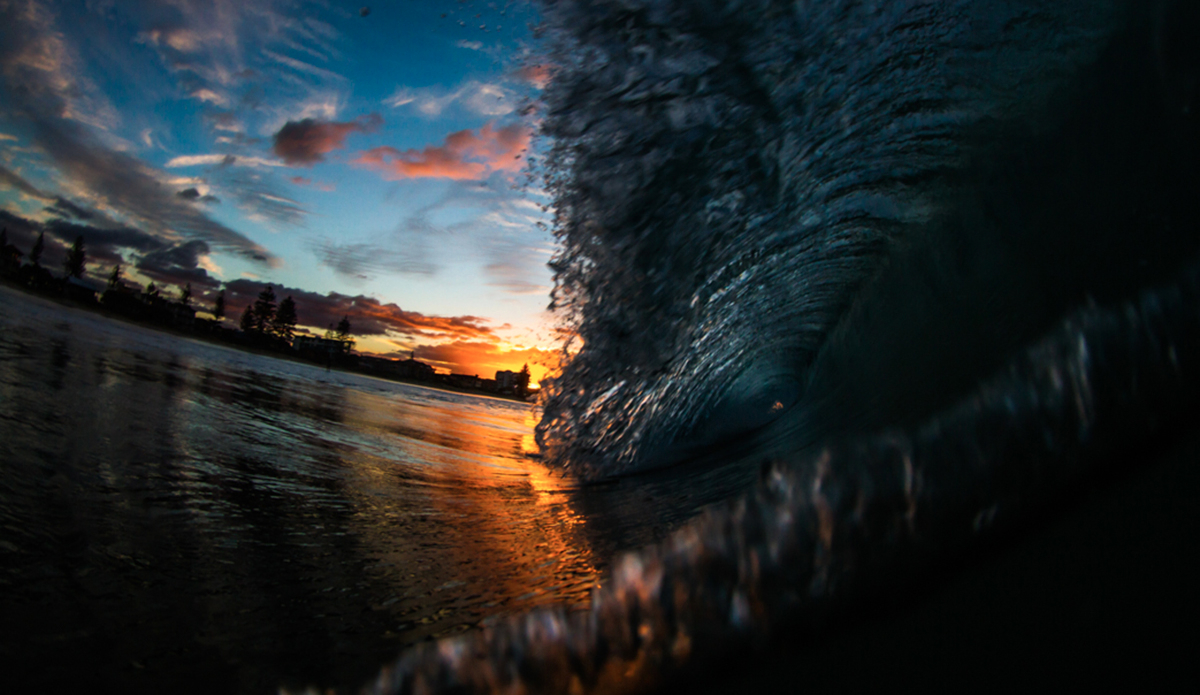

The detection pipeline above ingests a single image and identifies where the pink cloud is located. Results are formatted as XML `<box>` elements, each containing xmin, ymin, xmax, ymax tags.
<box><xmin>353</xmin><ymin>122</ymin><xmax>530</xmax><ymax>181</ymax></box>
<box><xmin>272</xmin><ymin>113</ymin><xmax>382</xmax><ymax>166</ymax></box>
<box><xmin>289</xmin><ymin>176</ymin><xmax>336</xmax><ymax>192</ymax></box>
<box><xmin>513</xmin><ymin>64</ymin><xmax>551</xmax><ymax>89</ymax></box>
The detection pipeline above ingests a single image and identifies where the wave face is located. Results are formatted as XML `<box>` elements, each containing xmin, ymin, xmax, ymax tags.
<box><xmin>534</xmin><ymin>0</ymin><xmax>1200</xmax><ymax>477</ymax></box>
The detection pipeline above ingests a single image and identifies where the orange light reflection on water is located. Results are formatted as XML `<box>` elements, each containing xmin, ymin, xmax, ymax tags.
<box><xmin>331</xmin><ymin>387</ymin><xmax>599</xmax><ymax>642</ymax></box>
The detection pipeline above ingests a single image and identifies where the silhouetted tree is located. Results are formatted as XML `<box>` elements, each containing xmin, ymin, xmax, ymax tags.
<box><xmin>251</xmin><ymin>285</ymin><xmax>277</xmax><ymax>333</ymax></box>
<box><xmin>0</xmin><ymin>228</ymin><xmax>21</xmax><ymax>273</ymax></box>
<box><xmin>334</xmin><ymin>315</ymin><xmax>355</xmax><ymax>352</ymax></box>
<box><xmin>273</xmin><ymin>296</ymin><xmax>297</xmax><ymax>341</ymax></box>
<box><xmin>240</xmin><ymin>305</ymin><xmax>255</xmax><ymax>332</ymax></box>
<box><xmin>29</xmin><ymin>231</ymin><xmax>44</xmax><ymax>267</ymax></box>
<box><xmin>107</xmin><ymin>262</ymin><xmax>123</xmax><ymax>290</ymax></box>
<box><xmin>63</xmin><ymin>235</ymin><xmax>86</xmax><ymax>279</ymax></box>
<box><xmin>517</xmin><ymin>363</ymin><xmax>531</xmax><ymax>398</ymax></box>
<box><xmin>213</xmin><ymin>288</ymin><xmax>226</xmax><ymax>321</ymax></box>
<box><xmin>179</xmin><ymin>283</ymin><xmax>192</xmax><ymax>306</ymax></box>
<box><xmin>143</xmin><ymin>282</ymin><xmax>160</xmax><ymax>301</ymax></box>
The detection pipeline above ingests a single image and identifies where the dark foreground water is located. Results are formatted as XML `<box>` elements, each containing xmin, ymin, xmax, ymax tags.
<box><xmin>0</xmin><ymin>286</ymin><xmax>753</xmax><ymax>694</ymax></box>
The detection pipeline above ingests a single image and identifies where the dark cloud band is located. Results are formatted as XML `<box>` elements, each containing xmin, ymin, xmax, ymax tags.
<box><xmin>272</xmin><ymin>113</ymin><xmax>382</xmax><ymax>166</ymax></box>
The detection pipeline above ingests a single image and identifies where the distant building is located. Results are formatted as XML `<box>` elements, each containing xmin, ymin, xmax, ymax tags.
<box><xmin>0</xmin><ymin>242</ymin><xmax>21</xmax><ymax>275</ymax></box>
<box><xmin>446</xmin><ymin>373</ymin><xmax>483</xmax><ymax>390</ymax></box>
<box><xmin>165</xmin><ymin>301</ymin><xmax>195</xmax><ymax>329</ymax></box>
<box><xmin>63</xmin><ymin>276</ymin><xmax>98</xmax><ymax>304</ymax></box>
<box><xmin>101</xmin><ymin>282</ymin><xmax>143</xmax><ymax>315</ymax></box>
<box><xmin>294</xmin><ymin>335</ymin><xmax>353</xmax><ymax>357</ymax></box>
<box><xmin>495</xmin><ymin>369</ymin><xmax>531</xmax><ymax>395</ymax></box>
<box><xmin>355</xmin><ymin>354</ymin><xmax>435</xmax><ymax>381</ymax></box>
<box><xmin>393</xmin><ymin>355</ymin><xmax>435</xmax><ymax>380</ymax></box>
<box><xmin>495</xmin><ymin>370</ymin><xmax>518</xmax><ymax>391</ymax></box>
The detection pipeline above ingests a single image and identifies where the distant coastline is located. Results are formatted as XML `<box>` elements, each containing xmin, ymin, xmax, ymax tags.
<box><xmin>0</xmin><ymin>277</ymin><xmax>538</xmax><ymax>404</ymax></box>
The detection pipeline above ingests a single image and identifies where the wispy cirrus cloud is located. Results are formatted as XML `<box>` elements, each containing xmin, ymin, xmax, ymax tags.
<box><xmin>336</xmin><ymin>170</ymin><xmax>551</xmax><ymax>295</ymax></box>
<box><xmin>190</xmin><ymin>88</ymin><xmax>228</xmax><ymax>106</ymax></box>
<box><xmin>161</xmin><ymin>153</ymin><xmax>309</xmax><ymax>228</ymax></box>
<box><xmin>467</xmin><ymin>193</ymin><xmax>554</xmax><ymax>296</ymax></box>
<box><xmin>34</xmin><ymin>117</ymin><xmax>277</xmax><ymax>262</ymax></box>
<box><xmin>220</xmin><ymin>170</ymin><xmax>307</xmax><ymax>227</ymax></box>
<box><xmin>138</xmin><ymin>26</ymin><xmax>203</xmax><ymax>54</ymax></box>
<box><xmin>165</xmin><ymin>153</ymin><xmax>283</xmax><ymax>168</ymax></box>
<box><xmin>134</xmin><ymin>1</ymin><xmax>346</xmax><ymax>99</ymax></box>
<box><xmin>385</xmin><ymin>80</ymin><xmax>516</xmax><ymax>117</ymax></box>
<box><xmin>311</xmin><ymin>233</ymin><xmax>436</xmax><ymax>281</ymax></box>
<box><xmin>0</xmin><ymin>0</ymin><xmax>278</xmax><ymax>265</ymax></box>
<box><xmin>126</xmin><ymin>0</ymin><xmax>356</xmax><ymax>237</ymax></box>
<box><xmin>205</xmin><ymin>111</ymin><xmax>244</xmax><ymax>134</ymax></box>
<box><xmin>0</xmin><ymin>0</ymin><xmax>119</xmax><ymax>130</ymax></box>
<box><xmin>354</xmin><ymin>122</ymin><xmax>529</xmax><ymax>181</ymax></box>
<box><xmin>262</xmin><ymin>48</ymin><xmax>346</xmax><ymax>84</ymax></box>
<box><xmin>272</xmin><ymin>113</ymin><xmax>382</xmax><ymax>166</ymax></box>
<box><xmin>272</xmin><ymin>93</ymin><xmax>346</xmax><ymax>127</ymax></box>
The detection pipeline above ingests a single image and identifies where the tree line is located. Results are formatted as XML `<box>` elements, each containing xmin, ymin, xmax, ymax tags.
<box><xmin>2</xmin><ymin>229</ymin><xmax>535</xmax><ymax>400</ymax></box>
<box><xmin>2</xmin><ymin>228</ymin><xmax>86</xmax><ymax>289</ymax></box>
<box><xmin>2</xmin><ymin>228</ymin><xmax>354</xmax><ymax>349</ymax></box>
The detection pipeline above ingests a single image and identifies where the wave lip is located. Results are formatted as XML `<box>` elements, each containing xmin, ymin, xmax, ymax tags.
<box><xmin>532</xmin><ymin>0</ymin><xmax>1141</xmax><ymax>477</ymax></box>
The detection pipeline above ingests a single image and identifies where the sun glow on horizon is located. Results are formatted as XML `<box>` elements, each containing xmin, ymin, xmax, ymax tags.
<box><xmin>0</xmin><ymin>0</ymin><xmax>556</xmax><ymax>380</ymax></box>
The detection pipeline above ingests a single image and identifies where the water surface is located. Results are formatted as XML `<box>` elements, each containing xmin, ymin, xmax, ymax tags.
<box><xmin>0</xmin><ymin>286</ymin><xmax>751</xmax><ymax>693</ymax></box>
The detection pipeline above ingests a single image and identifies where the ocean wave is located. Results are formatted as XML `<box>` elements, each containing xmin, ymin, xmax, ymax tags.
<box><xmin>532</xmin><ymin>0</ymin><xmax>1196</xmax><ymax>478</ymax></box>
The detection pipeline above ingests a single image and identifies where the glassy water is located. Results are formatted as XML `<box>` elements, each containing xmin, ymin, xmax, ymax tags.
<box><xmin>0</xmin><ymin>286</ymin><xmax>756</xmax><ymax>694</ymax></box>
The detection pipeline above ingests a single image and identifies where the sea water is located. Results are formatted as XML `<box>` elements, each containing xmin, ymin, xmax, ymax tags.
<box><xmin>0</xmin><ymin>285</ymin><xmax>753</xmax><ymax>693</ymax></box>
<box><xmin>7</xmin><ymin>1</ymin><xmax>1200</xmax><ymax>691</ymax></box>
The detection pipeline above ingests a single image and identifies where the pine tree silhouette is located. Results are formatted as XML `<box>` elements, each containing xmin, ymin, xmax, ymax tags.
<box><xmin>63</xmin><ymin>235</ymin><xmax>86</xmax><ymax>279</ymax></box>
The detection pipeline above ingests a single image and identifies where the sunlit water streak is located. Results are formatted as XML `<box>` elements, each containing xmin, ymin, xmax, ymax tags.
<box><xmin>0</xmin><ymin>286</ymin><xmax>746</xmax><ymax>693</ymax></box>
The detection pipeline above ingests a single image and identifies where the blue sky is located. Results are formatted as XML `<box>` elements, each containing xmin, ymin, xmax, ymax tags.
<box><xmin>0</xmin><ymin>0</ymin><xmax>559</xmax><ymax>379</ymax></box>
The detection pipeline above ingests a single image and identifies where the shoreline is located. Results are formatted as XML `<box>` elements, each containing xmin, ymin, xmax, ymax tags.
<box><xmin>0</xmin><ymin>279</ymin><xmax>538</xmax><ymax>405</ymax></box>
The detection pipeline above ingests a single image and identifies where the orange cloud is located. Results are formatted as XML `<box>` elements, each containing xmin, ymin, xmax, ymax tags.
<box><xmin>353</xmin><ymin>122</ymin><xmax>529</xmax><ymax>181</ymax></box>
<box><xmin>353</xmin><ymin>302</ymin><xmax>495</xmax><ymax>341</ymax></box>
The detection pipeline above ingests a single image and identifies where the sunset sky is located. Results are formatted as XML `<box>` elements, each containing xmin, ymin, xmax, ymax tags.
<box><xmin>0</xmin><ymin>0</ymin><xmax>561</xmax><ymax>382</ymax></box>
